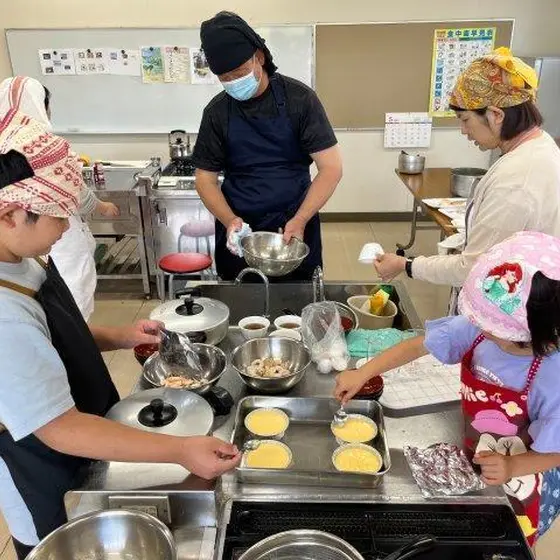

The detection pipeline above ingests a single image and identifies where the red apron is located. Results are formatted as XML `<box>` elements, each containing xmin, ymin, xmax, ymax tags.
<box><xmin>461</xmin><ymin>334</ymin><xmax>542</xmax><ymax>545</ymax></box>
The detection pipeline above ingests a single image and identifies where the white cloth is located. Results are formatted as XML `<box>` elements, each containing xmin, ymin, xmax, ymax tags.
<box><xmin>358</xmin><ymin>242</ymin><xmax>384</xmax><ymax>264</ymax></box>
<box><xmin>49</xmin><ymin>216</ymin><xmax>97</xmax><ymax>321</ymax></box>
<box><xmin>0</xmin><ymin>77</ymin><xmax>51</xmax><ymax>130</ymax></box>
<box><xmin>227</xmin><ymin>222</ymin><xmax>252</xmax><ymax>257</ymax></box>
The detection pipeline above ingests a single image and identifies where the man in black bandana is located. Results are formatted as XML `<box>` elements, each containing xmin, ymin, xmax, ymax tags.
<box><xmin>192</xmin><ymin>11</ymin><xmax>342</xmax><ymax>281</ymax></box>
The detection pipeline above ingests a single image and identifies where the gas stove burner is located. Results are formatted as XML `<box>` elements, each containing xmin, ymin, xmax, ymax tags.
<box><xmin>222</xmin><ymin>503</ymin><xmax>532</xmax><ymax>560</ymax></box>
<box><xmin>162</xmin><ymin>159</ymin><xmax>196</xmax><ymax>177</ymax></box>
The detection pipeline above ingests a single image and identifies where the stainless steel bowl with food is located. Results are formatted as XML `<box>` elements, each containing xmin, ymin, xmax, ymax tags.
<box><xmin>241</xmin><ymin>232</ymin><xmax>310</xmax><ymax>277</ymax></box>
<box><xmin>231</xmin><ymin>337</ymin><xmax>311</xmax><ymax>394</ymax></box>
<box><xmin>143</xmin><ymin>343</ymin><xmax>227</xmax><ymax>395</ymax></box>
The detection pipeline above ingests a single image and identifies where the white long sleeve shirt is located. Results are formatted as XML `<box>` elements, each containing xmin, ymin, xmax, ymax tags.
<box><xmin>412</xmin><ymin>132</ymin><xmax>560</xmax><ymax>287</ymax></box>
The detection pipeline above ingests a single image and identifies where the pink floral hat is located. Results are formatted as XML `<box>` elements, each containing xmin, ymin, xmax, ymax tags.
<box><xmin>459</xmin><ymin>232</ymin><xmax>560</xmax><ymax>342</ymax></box>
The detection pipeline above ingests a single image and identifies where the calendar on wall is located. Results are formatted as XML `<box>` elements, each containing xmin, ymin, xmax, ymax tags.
<box><xmin>429</xmin><ymin>27</ymin><xmax>496</xmax><ymax>117</ymax></box>
<box><xmin>383</xmin><ymin>112</ymin><xmax>432</xmax><ymax>149</ymax></box>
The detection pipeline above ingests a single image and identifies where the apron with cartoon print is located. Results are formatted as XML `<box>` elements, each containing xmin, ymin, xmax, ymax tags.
<box><xmin>461</xmin><ymin>334</ymin><xmax>542</xmax><ymax>545</ymax></box>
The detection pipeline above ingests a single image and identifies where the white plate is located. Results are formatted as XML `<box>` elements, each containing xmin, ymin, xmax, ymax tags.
<box><xmin>438</xmin><ymin>207</ymin><xmax>466</xmax><ymax>220</ymax></box>
<box><xmin>422</xmin><ymin>197</ymin><xmax>467</xmax><ymax>209</ymax></box>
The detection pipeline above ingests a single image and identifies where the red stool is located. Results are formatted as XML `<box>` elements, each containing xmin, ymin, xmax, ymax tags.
<box><xmin>157</xmin><ymin>252</ymin><xmax>213</xmax><ymax>300</ymax></box>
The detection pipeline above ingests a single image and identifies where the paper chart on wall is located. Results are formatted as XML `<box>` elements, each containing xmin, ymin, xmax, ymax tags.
<box><xmin>108</xmin><ymin>48</ymin><xmax>141</xmax><ymax>76</ymax></box>
<box><xmin>163</xmin><ymin>46</ymin><xmax>190</xmax><ymax>83</ymax></box>
<box><xmin>73</xmin><ymin>48</ymin><xmax>110</xmax><ymax>75</ymax></box>
<box><xmin>189</xmin><ymin>48</ymin><xmax>218</xmax><ymax>85</ymax></box>
<box><xmin>428</xmin><ymin>27</ymin><xmax>496</xmax><ymax>117</ymax></box>
<box><xmin>38</xmin><ymin>49</ymin><xmax>76</xmax><ymax>75</ymax></box>
<box><xmin>140</xmin><ymin>46</ymin><xmax>165</xmax><ymax>83</ymax></box>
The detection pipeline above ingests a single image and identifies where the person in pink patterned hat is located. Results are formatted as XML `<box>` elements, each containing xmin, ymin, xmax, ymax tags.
<box><xmin>0</xmin><ymin>111</ymin><xmax>241</xmax><ymax>559</ymax></box>
<box><xmin>334</xmin><ymin>231</ymin><xmax>560</xmax><ymax>545</ymax></box>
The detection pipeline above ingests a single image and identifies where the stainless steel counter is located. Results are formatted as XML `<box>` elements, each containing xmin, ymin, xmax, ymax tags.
<box><xmin>215</xmin><ymin>329</ymin><xmax>505</xmax><ymax>507</ymax></box>
<box><xmin>68</xmin><ymin>281</ymin><xmax>507</xmax><ymax>559</ymax></box>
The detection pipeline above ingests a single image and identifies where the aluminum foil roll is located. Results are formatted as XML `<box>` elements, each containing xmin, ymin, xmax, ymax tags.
<box><xmin>404</xmin><ymin>443</ymin><xmax>485</xmax><ymax>497</ymax></box>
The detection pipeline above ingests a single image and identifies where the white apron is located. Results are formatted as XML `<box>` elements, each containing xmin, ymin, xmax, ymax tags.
<box><xmin>49</xmin><ymin>216</ymin><xmax>97</xmax><ymax>321</ymax></box>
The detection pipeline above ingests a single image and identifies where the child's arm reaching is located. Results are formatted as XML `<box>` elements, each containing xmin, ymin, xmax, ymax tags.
<box><xmin>475</xmin><ymin>450</ymin><xmax>560</xmax><ymax>485</ymax></box>
<box><xmin>334</xmin><ymin>335</ymin><xmax>428</xmax><ymax>404</ymax></box>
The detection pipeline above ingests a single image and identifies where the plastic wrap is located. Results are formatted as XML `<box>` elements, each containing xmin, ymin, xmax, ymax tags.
<box><xmin>301</xmin><ymin>302</ymin><xmax>349</xmax><ymax>373</ymax></box>
<box><xmin>159</xmin><ymin>328</ymin><xmax>203</xmax><ymax>375</ymax></box>
<box><xmin>404</xmin><ymin>443</ymin><xmax>485</xmax><ymax>497</ymax></box>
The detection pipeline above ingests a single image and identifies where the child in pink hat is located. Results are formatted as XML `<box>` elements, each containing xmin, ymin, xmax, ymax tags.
<box><xmin>335</xmin><ymin>231</ymin><xmax>560</xmax><ymax>544</ymax></box>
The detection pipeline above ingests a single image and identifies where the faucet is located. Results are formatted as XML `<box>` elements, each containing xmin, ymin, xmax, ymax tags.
<box><xmin>312</xmin><ymin>266</ymin><xmax>325</xmax><ymax>303</ymax></box>
<box><xmin>234</xmin><ymin>268</ymin><xmax>270</xmax><ymax>318</ymax></box>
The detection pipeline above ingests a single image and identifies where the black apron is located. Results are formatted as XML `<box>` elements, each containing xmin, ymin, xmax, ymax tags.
<box><xmin>0</xmin><ymin>258</ymin><xmax>119</xmax><ymax>557</ymax></box>
<box><xmin>215</xmin><ymin>76</ymin><xmax>323</xmax><ymax>281</ymax></box>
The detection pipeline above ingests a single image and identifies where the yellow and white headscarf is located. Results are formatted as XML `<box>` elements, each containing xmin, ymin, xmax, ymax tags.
<box><xmin>449</xmin><ymin>47</ymin><xmax>538</xmax><ymax>110</ymax></box>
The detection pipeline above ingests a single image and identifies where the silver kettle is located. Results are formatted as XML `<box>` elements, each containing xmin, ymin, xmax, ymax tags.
<box><xmin>168</xmin><ymin>129</ymin><xmax>191</xmax><ymax>160</ymax></box>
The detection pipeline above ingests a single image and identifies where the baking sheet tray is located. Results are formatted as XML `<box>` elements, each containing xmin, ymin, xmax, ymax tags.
<box><xmin>231</xmin><ymin>396</ymin><xmax>391</xmax><ymax>488</ymax></box>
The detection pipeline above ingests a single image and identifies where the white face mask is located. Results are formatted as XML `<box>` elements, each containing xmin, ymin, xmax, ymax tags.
<box><xmin>220</xmin><ymin>57</ymin><xmax>261</xmax><ymax>101</ymax></box>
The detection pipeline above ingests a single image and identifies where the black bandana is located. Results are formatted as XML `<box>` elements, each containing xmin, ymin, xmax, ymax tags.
<box><xmin>200</xmin><ymin>11</ymin><xmax>277</xmax><ymax>76</ymax></box>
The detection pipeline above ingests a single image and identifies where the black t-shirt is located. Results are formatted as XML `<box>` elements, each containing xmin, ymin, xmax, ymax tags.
<box><xmin>192</xmin><ymin>74</ymin><xmax>337</xmax><ymax>172</ymax></box>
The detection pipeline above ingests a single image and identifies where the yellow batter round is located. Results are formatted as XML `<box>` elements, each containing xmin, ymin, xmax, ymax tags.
<box><xmin>244</xmin><ymin>441</ymin><xmax>292</xmax><ymax>469</ymax></box>
<box><xmin>244</xmin><ymin>408</ymin><xmax>289</xmax><ymax>437</ymax></box>
<box><xmin>334</xmin><ymin>446</ymin><xmax>382</xmax><ymax>474</ymax></box>
<box><xmin>331</xmin><ymin>416</ymin><xmax>377</xmax><ymax>443</ymax></box>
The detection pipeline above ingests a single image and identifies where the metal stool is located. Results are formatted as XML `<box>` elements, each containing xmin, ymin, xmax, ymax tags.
<box><xmin>178</xmin><ymin>220</ymin><xmax>214</xmax><ymax>254</ymax></box>
<box><xmin>157</xmin><ymin>252</ymin><xmax>213</xmax><ymax>300</ymax></box>
<box><xmin>177</xmin><ymin>208</ymin><xmax>216</xmax><ymax>277</ymax></box>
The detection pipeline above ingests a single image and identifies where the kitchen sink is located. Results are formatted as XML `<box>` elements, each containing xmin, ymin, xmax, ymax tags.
<box><xmin>186</xmin><ymin>281</ymin><xmax>423</xmax><ymax>331</ymax></box>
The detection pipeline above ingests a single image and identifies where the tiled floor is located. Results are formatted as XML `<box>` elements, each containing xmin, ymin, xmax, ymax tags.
<box><xmin>0</xmin><ymin>222</ymin><xmax>558</xmax><ymax>558</ymax></box>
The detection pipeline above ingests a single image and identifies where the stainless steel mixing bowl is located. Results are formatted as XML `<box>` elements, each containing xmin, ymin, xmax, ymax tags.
<box><xmin>241</xmin><ymin>232</ymin><xmax>310</xmax><ymax>277</ymax></box>
<box><xmin>231</xmin><ymin>337</ymin><xmax>311</xmax><ymax>394</ymax></box>
<box><xmin>26</xmin><ymin>509</ymin><xmax>177</xmax><ymax>560</ymax></box>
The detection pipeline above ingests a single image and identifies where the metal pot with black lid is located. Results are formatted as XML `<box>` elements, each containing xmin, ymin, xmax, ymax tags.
<box><xmin>106</xmin><ymin>387</ymin><xmax>214</xmax><ymax>437</ymax></box>
<box><xmin>150</xmin><ymin>288</ymin><xmax>230</xmax><ymax>346</ymax></box>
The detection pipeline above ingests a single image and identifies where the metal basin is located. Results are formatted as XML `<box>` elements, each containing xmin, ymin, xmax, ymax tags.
<box><xmin>26</xmin><ymin>509</ymin><xmax>177</xmax><ymax>559</ymax></box>
<box><xmin>450</xmin><ymin>167</ymin><xmax>486</xmax><ymax>198</ymax></box>
<box><xmin>239</xmin><ymin>529</ymin><xmax>364</xmax><ymax>560</ymax></box>
<box><xmin>241</xmin><ymin>232</ymin><xmax>309</xmax><ymax>277</ymax></box>
<box><xmin>142</xmin><ymin>343</ymin><xmax>228</xmax><ymax>395</ymax></box>
<box><xmin>397</xmin><ymin>152</ymin><xmax>425</xmax><ymax>175</ymax></box>
<box><xmin>231</xmin><ymin>337</ymin><xmax>311</xmax><ymax>394</ymax></box>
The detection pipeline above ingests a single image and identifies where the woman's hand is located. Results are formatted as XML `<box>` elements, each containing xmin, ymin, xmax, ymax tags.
<box><xmin>334</xmin><ymin>369</ymin><xmax>372</xmax><ymax>404</ymax></box>
<box><xmin>374</xmin><ymin>253</ymin><xmax>407</xmax><ymax>281</ymax></box>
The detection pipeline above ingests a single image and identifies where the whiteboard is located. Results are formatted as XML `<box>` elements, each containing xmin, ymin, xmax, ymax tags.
<box><xmin>6</xmin><ymin>26</ymin><xmax>315</xmax><ymax>134</ymax></box>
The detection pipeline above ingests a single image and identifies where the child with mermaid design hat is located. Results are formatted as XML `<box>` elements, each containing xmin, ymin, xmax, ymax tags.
<box><xmin>335</xmin><ymin>231</ymin><xmax>560</xmax><ymax>544</ymax></box>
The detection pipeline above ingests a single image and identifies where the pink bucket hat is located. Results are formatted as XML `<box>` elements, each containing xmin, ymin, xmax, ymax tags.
<box><xmin>459</xmin><ymin>231</ymin><xmax>560</xmax><ymax>342</ymax></box>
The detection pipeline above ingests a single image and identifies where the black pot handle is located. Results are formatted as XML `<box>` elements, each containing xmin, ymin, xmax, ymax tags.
<box><xmin>175</xmin><ymin>287</ymin><xmax>202</xmax><ymax>299</ymax></box>
<box><xmin>383</xmin><ymin>535</ymin><xmax>437</xmax><ymax>560</ymax></box>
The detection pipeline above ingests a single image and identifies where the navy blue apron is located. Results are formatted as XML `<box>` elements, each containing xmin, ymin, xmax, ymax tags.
<box><xmin>215</xmin><ymin>76</ymin><xmax>322</xmax><ymax>281</ymax></box>
<box><xmin>0</xmin><ymin>258</ymin><xmax>119</xmax><ymax>559</ymax></box>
